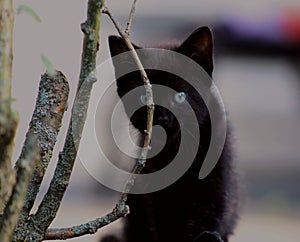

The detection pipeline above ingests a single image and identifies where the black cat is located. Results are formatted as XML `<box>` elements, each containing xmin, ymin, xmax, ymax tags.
<box><xmin>105</xmin><ymin>26</ymin><xmax>239</xmax><ymax>242</ymax></box>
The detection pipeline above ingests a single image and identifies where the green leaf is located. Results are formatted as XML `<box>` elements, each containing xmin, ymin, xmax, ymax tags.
<box><xmin>40</xmin><ymin>54</ymin><xmax>56</xmax><ymax>76</ymax></box>
<box><xmin>17</xmin><ymin>5</ymin><xmax>42</xmax><ymax>23</ymax></box>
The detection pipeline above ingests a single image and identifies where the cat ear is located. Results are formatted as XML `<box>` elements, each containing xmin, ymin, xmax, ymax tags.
<box><xmin>178</xmin><ymin>26</ymin><xmax>213</xmax><ymax>75</ymax></box>
<box><xmin>108</xmin><ymin>35</ymin><xmax>140</xmax><ymax>57</ymax></box>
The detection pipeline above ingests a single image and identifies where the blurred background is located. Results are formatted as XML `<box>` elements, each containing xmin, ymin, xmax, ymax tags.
<box><xmin>13</xmin><ymin>0</ymin><xmax>300</xmax><ymax>241</ymax></box>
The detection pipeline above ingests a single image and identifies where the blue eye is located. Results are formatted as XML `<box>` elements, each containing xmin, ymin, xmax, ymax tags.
<box><xmin>140</xmin><ymin>95</ymin><xmax>147</xmax><ymax>105</ymax></box>
<box><xmin>174</xmin><ymin>92</ymin><xmax>187</xmax><ymax>104</ymax></box>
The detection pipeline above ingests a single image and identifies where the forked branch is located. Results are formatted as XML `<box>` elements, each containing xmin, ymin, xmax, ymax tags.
<box><xmin>20</xmin><ymin>0</ymin><xmax>106</xmax><ymax>241</ymax></box>
<box><xmin>103</xmin><ymin>1</ymin><xmax>154</xmax><ymax>196</ymax></box>
<box><xmin>13</xmin><ymin>71</ymin><xmax>69</xmax><ymax>241</ymax></box>
<box><xmin>42</xmin><ymin>0</ymin><xmax>154</xmax><ymax>240</ymax></box>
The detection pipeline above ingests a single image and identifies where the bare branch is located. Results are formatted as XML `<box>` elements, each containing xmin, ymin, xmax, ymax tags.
<box><xmin>33</xmin><ymin>2</ymin><xmax>153</xmax><ymax>240</ymax></box>
<box><xmin>13</xmin><ymin>71</ymin><xmax>69</xmax><ymax>240</ymax></box>
<box><xmin>0</xmin><ymin>0</ymin><xmax>14</xmax><ymax>106</ymax></box>
<box><xmin>21</xmin><ymin>1</ymin><xmax>106</xmax><ymax>241</ymax></box>
<box><xmin>125</xmin><ymin>0</ymin><xmax>137</xmax><ymax>36</ymax></box>
<box><xmin>102</xmin><ymin>6</ymin><xmax>124</xmax><ymax>36</ymax></box>
<box><xmin>0</xmin><ymin>136</ymin><xmax>39</xmax><ymax>242</ymax></box>
<box><xmin>103</xmin><ymin>2</ymin><xmax>154</xmax><ymax>196</ymax></box>
<box><xmin>44</xmin><ymin>203</ymin><xmax>129</xmax><ymax>240</ymax></box>
<box><xmin>0</xmin><ymin>0</ymin><xmax>18</xmax><ymax>213</ymax></box>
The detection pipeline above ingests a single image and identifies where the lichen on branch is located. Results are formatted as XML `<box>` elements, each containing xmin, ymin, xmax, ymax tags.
<box><xmin>45</xmin><ymin>203</ymin><xmax>129</xmax><ymax>240</ymax></box>
<box><xmin>21</xmin><ymin>1</ymin><xmax>106</xmax><ymax>241</ymax></box>
<box><xmin>0</xmin><ymin>136</ymin><xmax>39</xmax><ymax>242</ymax></box>
<box><xmin>13</xmin><ymin>71</ymin><xmax>69</xmax><ymax>241</ymax></box>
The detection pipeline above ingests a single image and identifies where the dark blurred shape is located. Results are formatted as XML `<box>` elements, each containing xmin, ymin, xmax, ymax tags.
<box><xmin>213</xmin><ymin>9</ymin><xmax>300</xmax><ymax>58</ymax></box>
<box><xmin>100</xmin><ymin>235</ymin><xmax>120</xmax><ymax>242</ymax></box>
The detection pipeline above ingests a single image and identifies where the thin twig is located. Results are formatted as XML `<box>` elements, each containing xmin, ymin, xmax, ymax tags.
<box><xmin>103</xmin><ymin>2</ymin><xmax>154</xmax><ymax>197</ymax></box>
<box><xmin>0</xmin><ymin>136</ymin><xmax>39</xmax><ymax>242</ymax></box>
<box><xmin>20</xmin><ymin>1</ymin><xmax>106</xmax><ymax>241</ymax></box>
<box><xmin>125</xmin><ymin>0</ymin><xmax>137</xmax><ymax>36</ymax></box>
<box><xmin>102</xmin><ymin>6</ymin><xmax>123</xmax><ymax>36</ymax></box>
<box><xmin>13</xmin><ymin>71</ymin><xmax>69</xmax><ymax>241</ymax></box>
<box><xmin>44</xmin><ymin>203</ymin><xmax>129</xmax><ymax>240</ymax></box>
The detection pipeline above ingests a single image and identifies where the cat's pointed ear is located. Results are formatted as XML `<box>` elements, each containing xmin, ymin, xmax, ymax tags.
<box><xmin>178</xmin><ymin>26</ymin><xmax>213</xmax><ymax>76</ymax></box>
<box><xmin>108</xmin><ymin>35</ymin><xmax>140</xmax><ymax>57</ymax></box>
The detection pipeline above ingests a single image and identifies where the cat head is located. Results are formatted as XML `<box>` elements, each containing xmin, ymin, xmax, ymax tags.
<box><xmin>108</xmin><ymin>26</ymin><xmax>214</xmax><ymax>135</ymax></box>
<box><xmin>109</xmin><ymin>26</ymin><xmax>213</xmax><ymax>75</ymax></box>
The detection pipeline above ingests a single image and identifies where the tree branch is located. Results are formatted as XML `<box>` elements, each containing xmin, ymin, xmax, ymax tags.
<box><xmin>125</xmin><ymin>0</ymin><xmax>137</xmax><ymax>36</ymax></box>
<box><xmin>22</xmin><ymin>1</ymin><xmax>106</xmax><ymax>241</ymax></box>
<box><xmin>103</xmin><ymin>2</ymin><xmax>154</xmax><ymax>198</ymax></box>
<box><xmin>38</xmin><ymin>1</ymin><xmax>153</xmax><ymax>240</ymax></box>
<box><xmin>0</xmin><ymin>136</ymin><xmax>39</xmax><ymax>242</ymax></box>
<box><xmin>44</xmin><ymin>202</ymin><xmax>128</xmax><ymax>240</ymax></box>
<box><xmin>0</xmin><ymin>0</ymin><xmax>18</xmax><ymax>213</ymax></box>
<box><xmin>13</xmin><ymin>71</ymin><xmax>69</xmax><ymax>241</ymax></box>
<box><xmin>0</xmin><ymin>0</ymin><xmax>14</xmax><ymax>106</ymax></box>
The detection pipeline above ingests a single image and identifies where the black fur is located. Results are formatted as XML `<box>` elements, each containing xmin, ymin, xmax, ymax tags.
<box><xmin>105</xmin><ymin>26</ymin><xmax>239</xmax><ymax>242</ymax></box>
